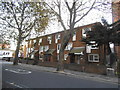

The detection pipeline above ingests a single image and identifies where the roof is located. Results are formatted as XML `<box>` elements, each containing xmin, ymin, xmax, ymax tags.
<box><xmin>26</xmin><ymin>22</ymin><xmax>100</xmax><ymax>41</ymax></box>
<box><xmin>44</xmin><ymin>49</ymin><xmax>55</xmax><ymax>55</ymax></box>
<box><xmin>69</xmin><ymin>47</ymin><xmax>85</xmax><ymax>54</ymax></box>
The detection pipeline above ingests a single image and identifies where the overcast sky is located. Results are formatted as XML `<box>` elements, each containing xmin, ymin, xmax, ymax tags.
<box><xmin>9</xmin><ymin>0</ymin><xmax>113</xmax><ymax>50</ymax></box>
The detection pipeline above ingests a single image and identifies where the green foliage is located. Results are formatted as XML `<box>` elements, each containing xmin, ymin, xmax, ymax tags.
<box><xmin>82</xmin><ymin>19</ymin><xmax>120</xmax><ymax>47</ymax></box>
<box><xmin>28</xmin><ymin>2</ymin><xmax>52</xmax><ymax>33</ymax></box>
<box><xmin>81</xmin><ymin>19</ymin><xmax>120</xmax><ymax>66</ymax></box>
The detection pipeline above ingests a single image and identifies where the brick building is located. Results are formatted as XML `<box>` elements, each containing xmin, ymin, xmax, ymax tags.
<box><xmin>24</xmin><ymin>22</ymin><xmax>105</xmax><ymax>65</ymax></box>
<box><xmin>112</xmin><ymin>0</ymin><xmax>120</xmax><ymax>60</ymax></box>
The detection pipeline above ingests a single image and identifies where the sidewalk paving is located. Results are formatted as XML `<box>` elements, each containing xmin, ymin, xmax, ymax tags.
<box><xmin>19</xmin><ymin>63</ymin><xmax>119</xmax><ymax>85</ymax></box>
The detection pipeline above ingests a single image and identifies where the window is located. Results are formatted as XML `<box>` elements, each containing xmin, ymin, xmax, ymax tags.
<box><xmin>90</xmin><ymin>41</ymin><xmax>98</xmax><ymax>49</ymax></box>
<box><xmin>64</xmin><ymin>54</ymin><xmax>68</xmax><ymax>60</ymax></box>
<box><xmin>72</xmin><ymin>32</ymin><xmax>76</xmax><ymax>41</ymax></box>
<box><xmin>55</xmin><ymin>34</ymin><xmax>60</xmax><ymax>43</ymax></box>
<box><xmin>44</xmin><ymin>45</ymin><xmax>49</xmax><ymax>51</ymax></box>
<box><xmin>82</xmin><ymin>27</ymin><xmax>91</xmax><ymax>38</ymax></box>
<box><xmin>65</xmin><ymin>42</ymin><xmax>73</xmax><ymax>50</ymax></box>
<box><xmin>27</xmin><ymin>48</ymin><xmax>31</xmax><ymax>53</ymax></box>
<box><xmin>47</xmin><ymin>36</ymin><xmax>52</xmax><ymax>44</ymax></box>
<box><xmin>39</xmin><ymin>38</ymin><xmax>42</xmax><ymax>45</ymax></box>
<box><xmin>57</xmin><ymin>55</ymin><xmax>59</xmax><ymax>61</ymax></box>
<box><xmin>57</xmin><ymin>44</ymin><xmax>61</xmax><ymax>53</ymax></box>
<box><xmin>86</xmin><ymin>45</ymin><xmax>91</xmax><ymax>53</ymax></box>
<box><xmin>39</xmin><ymin>46</ymin><xmax>44</xmax><ymax>52</ymax></box>
<box><xmin>88</xmin><ymin>54</ymin><xmax>99</xmax><ymax>62</ymax></box>
<box><xmin>33</xmin><ymin>40</ymin><xmax>36</xmax><ymax>44</ymax></box>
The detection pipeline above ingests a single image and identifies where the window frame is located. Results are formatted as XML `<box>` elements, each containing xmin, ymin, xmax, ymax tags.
<box><xmin>44</xmin><ymin>45</ymin><xmax>49</xmax><ymax>52</ymax></box>
<box><xmin>47</xmin><ymin>36</ymin><xmax>52</xmax><ymax>44</ymax></box>
<box><xmin>72</xmin><ymin>32</ymin><xmax>76</xmax><ymax>41</ymax></box>
<box><xmin>55</xmin><ymin>34</ymin><xmax>61</xmax><ymax>43</ymax></box>
<box><xmin>57</xmin><ymin>43</ymin><xmax>61</xmax><ymax>53</ymax></box>
<box><xmin>39</xmin><ymin>46</ymin><xmax>44</xmax><ymax>52</ymax></box>
<box><xmin>82</xmin><ymin>27</ymin><xmax>91</xmax><ymax>38</ymax></box>
<box><xmin>65</xmin><ymin>42</ymin><xmax>73</xmax><ymax>50</ymax></box>
<box><xmin>88</xmin><ymin>54</ymin><xmax>99</xmax><ymax>62</ymax></box>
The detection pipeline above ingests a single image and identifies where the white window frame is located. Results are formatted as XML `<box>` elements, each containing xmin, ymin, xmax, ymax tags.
<box><xmin>72</xmin><ymin>32</ymin><xmax>76</xmax><ymax>41</ymax></box>
<box><xmin>33</xmin><ymin>40</ymin><xmax>36</xmax><ymax>44</ymax></box>
<box><xmin>44</xmin><ymin>45</ymin><xmax>49</xmax><ymax>51</ymax></box>
<box><xmin>57</xmin><ymin>44</ymin><xmax>61</xmax><ymax>53</ymax></box>
<box><xmin>47</xmin><ymin>36</ymin><xmax>52</xmax><ymax>44</ymax></box>
<box><xmin>64</xmin><ymin>54</ymin><xmax>68</xmax><ymax>60</ymax></box>
<box><xmin>57</xmin><ymin>55</ymin><xmax>59</xmax><ymax>61</ymax></box>
<box><xmin>65</xmin><ymin>42</ymin><xmax>73</xmax><ymax>50</ymax></box>
<box><xmin>55</xmin><ymin>34</ymin><xmax>60</xmax><ymax>43</ymax></box>
<box><xmin>82</xmin><ymin>27</ymin><xmax>91</xmax><ymax>38</ymax></box>
<box><xmin>86</xmin><ymin>45</ymin><xmax>91</xmax><ymax>53</ymax></box>
<box><xmin>39</xmin><ymin>38</ymin><xmax>42</xmax><ymax>45</ymax></box>
<box><xmin>39</xmin><ymin>46</ymin><xmax>44</xmax><ymax>52</ymax></box>
<box><xmin>90</xmin><ymin>41</ymin><xmax>98</xmax><ymax>49</ymax></box>
<box><xmin>88</xmin><ymin>54</ymin><xmax>99</xmax><ymax>62</ymax></box>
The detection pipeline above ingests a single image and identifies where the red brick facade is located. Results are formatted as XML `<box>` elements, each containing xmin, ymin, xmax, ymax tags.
<box><xmin>112</xmin><ymin>1</ymin><xmax>120</xmax><ymax>60</ymax></box>
<box><xmin>24</xmin><ymin>23</ymin><xmax>105</xmax><ymax>65</ymax></box>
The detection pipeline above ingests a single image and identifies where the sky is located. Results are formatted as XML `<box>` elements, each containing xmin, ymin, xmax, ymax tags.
<box><xmin>7</xmin><ymin>0</ymin><xmax>113</xmax><ymax>50</ymax></box>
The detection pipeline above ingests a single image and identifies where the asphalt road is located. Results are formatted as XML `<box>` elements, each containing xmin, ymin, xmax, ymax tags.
<box><xmin>1</xmin><ymin>60</ymin><xmax>119</xmax><ymax>88</ymax></box>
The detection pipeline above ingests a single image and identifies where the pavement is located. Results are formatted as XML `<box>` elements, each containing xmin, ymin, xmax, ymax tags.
<box><xmin>18</xmin><ymin>63</ymin><xmax>119</xmax><ymax>85</ymax></box>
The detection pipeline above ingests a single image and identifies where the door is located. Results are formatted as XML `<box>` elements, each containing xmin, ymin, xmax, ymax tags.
<box><xmin>70</xmin><ymin>54</ymin><xmax>75</xmax><ymax>63</ymax></box>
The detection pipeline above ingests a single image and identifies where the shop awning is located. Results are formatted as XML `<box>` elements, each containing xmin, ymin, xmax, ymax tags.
<box><xmin>44</xmin><ymin>49</ymin><xmax>55</xmax><ymax>55</ymax></box>
<box><xmin>69</xmin><ymin>47</ymin><xmax>85</xmax><ymax>55</ymax></box>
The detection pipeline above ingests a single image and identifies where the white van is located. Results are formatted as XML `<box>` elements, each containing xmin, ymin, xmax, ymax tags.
<box><xmin>0</xmin><ymin>50</ymin><xmax>14</xmax><ymax>60</ymax></box>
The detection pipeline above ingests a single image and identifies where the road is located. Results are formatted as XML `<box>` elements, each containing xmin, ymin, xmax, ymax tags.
<box><xmin>1</xmin><ymin>60</ymin><xmax>119</xmax><ymax>88</ymax></box>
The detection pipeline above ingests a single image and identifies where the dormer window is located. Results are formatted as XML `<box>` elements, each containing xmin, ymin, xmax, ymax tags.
<box><xmin>47</xmin><ymin>36</ymin><xmax>52</xmax><ymax>44</ymax></box>
<box><xmin>55</xmin><ymin>34</ymin><xmax>60</xmax><ymax>43</ymax></box>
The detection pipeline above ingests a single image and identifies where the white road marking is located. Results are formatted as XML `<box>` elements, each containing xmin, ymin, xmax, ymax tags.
<box><xmin>6</xmin><ymin>81</ymin><xmax>23</xmax><ymax>88</ymax></box>
<box><xmin>5</xmin><ymin>68</ymin><xmax>32</xmax><ymax>74</ymax></box>
<box><xmin>5</xmin><ymin>81</ymin><xmax>29</xmax><ymax>88</ymax></box>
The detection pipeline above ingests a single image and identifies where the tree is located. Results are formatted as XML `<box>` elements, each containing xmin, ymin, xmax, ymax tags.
<box><xmin>82</xmin><ymin>18</ymin><xmax>120</xmax><ymax>67</ymax></box>
<box><xmin>46</xmin><ymin>0</ymin><xmax>110</xmax><ymax>71</ymax></box>
<box><xmin>0</xmin><ymin>2</ymin><xmax>50</xmax><ymax>65</ymax></box>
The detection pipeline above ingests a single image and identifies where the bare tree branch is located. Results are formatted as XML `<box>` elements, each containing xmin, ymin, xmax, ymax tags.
<box><xmin>0</xmin><ymin>17</ymin><xmax>18</xmax><ymax>29</ymax></box>
<box><xmin>75</xmin><ymin>0</ymin><xmax>96</xmax><ymax>24</ymax></box>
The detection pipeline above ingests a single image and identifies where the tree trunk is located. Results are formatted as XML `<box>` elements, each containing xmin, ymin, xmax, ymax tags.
<box><xmin>106</xmin><ymin>43</ymin><xmax>112</xmax><ymax>67</ymax></box>
<box><xmin>33</xmin><ymin>40</ymin><xmax>39</xmax><ymax>65</ymax></box>
<box><xmin>56</xmin><ymin>49</ymin><xmax>64</xmax><ymax>71</ymax></box>
<box><xmin>104</xmin><ymin>44</ymin><xmax>107</xmax><ymax>64</ymax></box>
<box><xmin>57</xmin><ymin>30</ymin><xmax>74</xmax><ymax>71</ymax></box>
<box><xmin>107</xmin><ymin>43</ymin><xmax>112</xmax><ymax>55</ymax></box>
<box><xmin>13</xmin><ymin>34</ymin><xmax>22</xmax><ymax>65</ymax></box>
